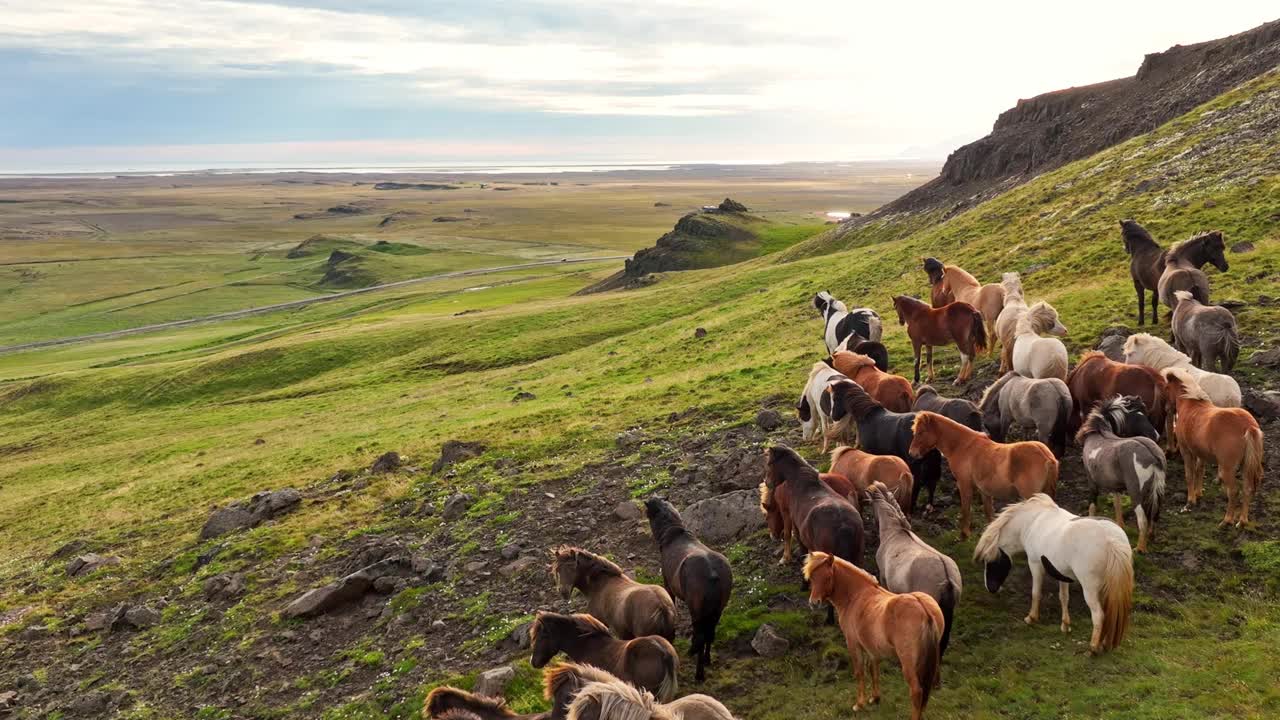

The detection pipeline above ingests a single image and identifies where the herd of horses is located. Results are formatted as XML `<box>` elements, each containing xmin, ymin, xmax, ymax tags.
<box><xmin>425</xmin><ymin>221</ymin><xmax>1266</xmax><ymax>720</ymax></box>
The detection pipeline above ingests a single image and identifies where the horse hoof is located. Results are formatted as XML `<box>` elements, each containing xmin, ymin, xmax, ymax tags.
<box><xmin>1024</xmin><ymin>615</ymin><xmax>1036</xmax><ymax>625</ymax></box>
<box><xmin>1181</xmin><ymin>505</ymin><xmax>1192</xmax><ymax>513</ymax></box>
<box><xmin>1061</xmin><ymin>623</ymin><xmax>1070</xmax><ymax>633</ymax></box>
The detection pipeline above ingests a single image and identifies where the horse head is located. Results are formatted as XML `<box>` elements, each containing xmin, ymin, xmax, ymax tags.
<box><xmin>813</xmin><ymin>291</ymin><xmax>834</xmax><ymax>315</ymax></box>
<box><xmin>549</xmin><ymin>547</ymin><xmax>579</xmax><ymax>600</ymax></box>
<box><xmin>528</xmin><ymin>611</ymin><xmax>558</xmax><ymax>667</ymax></box>
<box><xmin>643</xmin><ymin>497</ymin><xmax>684</xmax><ymax>540</ymax></box>
<box><xmin>759</xmin><ymin>481</ymin><xmax>783</xmax><ymax>539</ymax></box>
<box><xmin>1119</xmin><ymin>219</ymin><xmax>1155</xmax><ymax>256</ymax></box>
<box><xmin>890</xmin><ymin>295</ymin><xmax>907</xmax><ymax>325</ymax></box>
<box><xmin>1201</xmin><ymin>231</ymin><xmax>1228</xmax><ymax>272</ymax></box>
<box><xmin>921</xmin><ymin>257</ymin><xmax>945</xmax><ymax>285</ymax></box>
<box><xmin>983</xmin><ymin>549</ymin><xmax>1013</xmax><ymax>593</ymax></box>
<box><xmin>802</xmin><ymin>552</ymin><xmax>837</xmax><ymax>606</ymax></box>
<box><xmin>907</xmin><ymin>412</ymin><xmax>939</xmax><ymax>458</ymax></box>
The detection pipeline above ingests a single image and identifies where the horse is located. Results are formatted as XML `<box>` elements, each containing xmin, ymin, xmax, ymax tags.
<box><xmin>994</xmin><ymin>272</ymin><xmax>1028</xmax><ymax>373</ymax></box>
<box><xmin>974</xmin><ymin>494</ymin><xmax>1134</xmax><ymax>655</ymax></box>
<box><xmin>1122</xmin><ymin>333</ymin><xmax>1241</xmax><ymax>407</ymax></box>
<box><xmin>834</xmin><ymin>336</ymin><xmax>890</xmax><ymax>372</ymax></box>
<box><xmin>814</xmin><ymin>291</ymin><xmax>883</xmax><ymax>354</ymax></box>
<box><xmin>763</xmin><ymin>446</ymin><xmax>864</xmax><ymax>567</ymax></box>
<box><xmin>427</xmin><ymin>661</ymin><xmax>597</xmax><ymax>720</ymax></box>
<box><xmin>759</xmin><ymin>470</ymin><xmax>855</xmax><ymax>563</ymax></box>
<box><xmin>827</xmin><ymin>379</ymin><xmax>942</xmax><ymax>513</ymax></box>
<box><xmin>549</xmin><ymin>547</ymin><xmax>676</xmax><ymax>641</ymax></box>
<box><xmin>891</xmin><ymin>295</ymin><xmax>987</xmax><ymax>385</ymax></box>
<box><xmin>643</xmin><ymin>498</ymin><xmax>733</xmax><ymax>683</ymax></box>
<box><xmin>529</xmin><ymin>612</ymin><xmax>678</xmax><ymax>701</ymax></box>
<box><xmin>909</xmin><ymin>411</ymin><xmax>1058</xmax><ymax>539</ymax></box>
<box><xmin>912</xmin><ymin>385</ymin><xmax>983</xmax><ymax>432</ymax></box>
<box><xmin>797</xmin><ymin>362</ymin><xmax>849</xmax><ymax>450</ymax></box>
<box><xmin>829</xmin><ymin>445</ymin><xmax>914</xmax><ymax>514</ymax></box>
<box><xmin>922</xmin><ymin>258</ymin><xmax>1006</xmax><ymax>345</ymax></box>
<box><xmin>1163</xmin><ymin>369</ymin><xmax>1264</xmax><ymax>526</ymax></box>
<box><xmin>562</xmin><ymin>663</ymin><xmax>736</xmax><ymax>720</ymax></box>
<box><xmin>1158</xmin><ymin>230</ymin><xmax>1228</xmax><ymax>313</ymax></box>
<box><xmin>1077</xmin><ymin>397</ymin><xmax>1166</xmax><ymax>553</ymax></box>
<box><xmin>805</xmin><ymin>552</ymin><xmax>943</xmax><ymax>720</ymax></box>
<box><xmin>1066</xmin><ymin>351</ymin><xmax>1168</xmax><ymax>436</ymax></box>
<box><xmin>1170</xmin><ymin>291</ymin><xmax>1240</xmax><ymax>372</ymax></box>
<box><xmin>1010</xmin><ymin>301</ymin><xmax>1068</xmax><ymax>380</ymax></box>
<box><xmin>828</xmin><ymin>351</ymin><xmax>914</xmax><ymax>412</ymax></box>
<box><xmin>867</xmin><ymin>482</ymin><xmax>961</xmax><ymax>673</ymax></box>
<box><xmin>978</xmin><ymin>372</ymin><xmax>1071</xmax><ymax>458</ymax></box>
<box><xmin>1121</xmin><ymin>219</ymin><xmax>1168</xmax><ymax>325</ymax></box>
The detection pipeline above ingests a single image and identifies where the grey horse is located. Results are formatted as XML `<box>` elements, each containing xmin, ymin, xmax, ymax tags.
<box><xmin>913</xmin><ymin>385</ymin><xmax>984</xmax><ymax>432</ymax></box>
<box><xmin>1170</xmin><ymin>290</ymin><xmax>1239</xmax><ymax>372</ymax></box>
<box><xmin>867</xmin><ymin>481</ymin><xmax>961</xmax><ymax>678</ymax></box>
<box><xmin>1077</xmin><ymin>396</ymin><xmax>1166</xmax><ymax>553</ymax></box>
<box><xmin>978</xmin><ymin>372</ymin><xmax>1071</xmax><ymax>458</ymax></box>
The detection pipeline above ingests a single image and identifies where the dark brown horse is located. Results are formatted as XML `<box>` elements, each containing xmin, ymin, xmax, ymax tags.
<box><xmin>1121</xmin><ymin>219</ymin><xmax>1167</xmax><ymax>325</ymax></box>
<box><xmin>891</xmin><ymin>295</ymin><xmax>987</xmax><ymax>384</ymax></box>
<box><xmin>549</xmin><ymin>547</ymin><xmax>676</xmax><ymax>641</ymax></box>
<box><xmin>643</xmin><ymin>498</ymin><xmax>733</xmax><ymax>683</ymax></box>
<box><xmin>529</xmin><ymin>611</ymin><xmax>678</xmax><ymax>701</ymax></box>
<box><xmin>763</xmin><ymin>446</ymin><xmax>865</xmax><ymax>569</ymax></box>
<box><xmin>1066</xmin><ymin>351</ymin><xmax>1168</xmax><ymax>435</ymax></box>
<box><xmin>912</xmin><ymin>385</ymin><xmax>983</xmax><ymax>432</ymax></box>
<box><xmin>1158</xmin><ymin>231</ymin><xmax>1228</xmax><ymax>314</ymax></box>
<box><xmin>760</xmin><ymin>470</ymin><xmax>855</xmax><ymax>563</ymax></box>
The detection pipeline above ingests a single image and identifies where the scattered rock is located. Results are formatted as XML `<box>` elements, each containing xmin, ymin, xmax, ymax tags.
<box><xmin>373</xmin><ymin>576</ymin><xmax>407</xmax><ymax>594</ymax></box>
<box><xmin>512</xmin><ymin>391</ymin><xmax>536</xmax><ymax>402</ymax></box>
<box><xmin>718</xmin><ymin>198</ymin><xmax>749</xmax><ymax>213</ymax></box>
<box><xmin>369</xmin><ymin>451</ymin><xmax>402</xmax><ymax>474</ymax></box>
<box><xmin>199</xmin><ymin>488</ymin><xmax>302</xmax><ymax>540</ymax></box>
<box><xmin>432</xmin><ymin>440</ymin><xmax>486</xmax><ymax>474</ymax></box>
<box><xmin>756</xmin><ymin>409</ymin><xmax>783</xmax><ymax>431</ymax></box>
<box><xmin>432</xmin><ymin>216</ymin><xmax>469</xmax><ymax>223</ymax></box>
<box><xmin>254</xmin><ymin>438</ymin><xmax>266</xmax><ymax>445</ymax></box>
<box><xmin>49</xmin><ymin>539</ymin><xmax>90</xmax><ymax>561</ymax></box>
<box><xmin>1243</xmin><ymin>389</ymin><xmax>1280</xmax><ymax>421</ymax></box>
<box><xmin>500</xmin><ymin>544</ymin><xmax>521</xmax><ymax>561</ymax></box>
<box><xmin>67</xmin><ymin>690</ymin><xmax>111</xmax><ymax>716</ymax></box>
<box><xmin>67</xmin><ymin>553</ymin><xmax>120</xmax><ymax>578</ymax></box>
<box><xmin>411</xmin><ymin>555</ymin><xmax>442</xmax><ymax>579</ymax></box>
<box><xmin>1231</xmin><ymin>241</ymin><xmax>1255</xmax><ymax>254</ymax></box>
<box><xmin>694</xmin><ymin>327</ymin><xmax>708</xmax><ymax>338</ymax></box>
<box><xmin>1251</xmin><ymin>347</ymin><xmax>1280</xmax><ymax>369</ymax></box>
<box><xmin>500</xmin><ymin>621</ymin><xmax>533</xmax><ymax>651</ymax></box>
<box><xmin>751</xmin><ymin>623</ymin><xmax>791</xmax><ymax>657</ymax></box>
<box><xmin>1203</xmin><ymin>199</ymin><xmax>1218</xmax><ymax>208</ymax></box>
<box><xmin>0</xmin><ymin>690</ymin><xmax>16</xmax><ymax>710</ymax></box>
<box><xmin>431</xmin><ymin>619</ymin><xmax>446</xmax><ymax>631</ymax></box>
<box><xmin>654</xmin><ymin>202</ymin><xmax>671</xmax><ymax>207</ymax></box>
<box><xmin>122</xmin><ymin>605</ymin><xmax>161</xmax><ymax>629</ymax></box>
<box><xmin>680</xmin><ymin>489</ymin><xmax>765</xmax><ymax>543</ymax></box>
<box><xmin>615</xmin><ymin>430</ymin><xmax>646</xmax><ymax>449</ymax></box>
<box><xmin>499</xmin><ymin>556</ymin><xmax>540</xmax><ymax>577</ymax></box>
<box><xmin>84</xmin><ymin>610</ymin><xmax>115</xmax><ymax>632</ymax></box>
<box><xmin>474</xmin><ymin>666</ymin><xmax>516</xmax><ymax>698</ymax></box>
<box><xmin>18</xmin><ymin>625</ymin><xmax>50</xmax><ymax>642</ymax></box>
<box><xmin>441</xmin><ymin>493</ymin><xmax>473</xmax><ymax>520</ymax></box>
<box><xmin>614</xmin><ymin>500</ymin><xmax>642</xmax><ymax>520</ymax></box>
<box><xmin>203</xmin><ymin>573</ymin><xmax>246</xmax><ymax>601</ymax></box>
<box><xmin>283</xmin><ymin>557</ymin><xmax>413</xmax><ymax>619</ymax></box>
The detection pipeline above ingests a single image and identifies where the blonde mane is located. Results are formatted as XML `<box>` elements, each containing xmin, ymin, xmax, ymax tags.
<box><xmin>803</xmin><ymin>551</ymin><xmax>880</xmax><ymax>586</ymax></box>
<box><xmin>567</xmin><ymin>677</ymin><xmax>675</xmax><ymax>720</ymax></box>
<box><xmin>1001</xmin><ymin>272</ymin><xmax>1024</xmax><ymax>300</ymax></box>
<box><xmin>1161</xmin><ymin>368</ymin><xmax>1211</xmax><ymax>402</ymax></box>
<box><xmin>973</xmin><ymin>494</ymin><xmax>1058</xmax><ymax>562</ymax></box>
<box><xmin>758</xmin><ymin>481</ymin><xmax>774</xmax><ymax>514</ymax></box>
<box><xmin>808</xmin><ymin>361</ymin><xmax>833</xmax><ymax>384</ymax></box>
<box><xmin>1123</xmin><ymin>333</ymin><xmax>1191</xmax><ymax>369</ymax></box>
<box><xmin>867</xmin><ymin>482</ymin><xmax>912</xmax><ymax>533</ymax></box>
<box><xmin>1015</xmin><ymin>301</ymin><xmax>1059</xmax><ymax>335</ymax></box>
<box><xmin>829</xmin><ymin>445</ymin><xmax>854</xmax><ymax>467</ymax></box>
<box><xmin>544</xmin><ymin>662</ymin><xmax>618</xmax><ymax>705</ymax></box>
<box><xmin>833</xmin><ymin>351</ymin><xmax>876</xmax><ymax>371</ymax></box>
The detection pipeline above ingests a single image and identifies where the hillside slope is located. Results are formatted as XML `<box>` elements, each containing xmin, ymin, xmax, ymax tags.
<box><xmin>1</xmin><ymin>74</ymin><xmax>1279</xmax><ymax>720</ymax></box>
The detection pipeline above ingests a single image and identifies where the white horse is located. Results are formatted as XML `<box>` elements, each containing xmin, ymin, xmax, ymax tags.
<box><xmin>814</xmin><ymin>291</ymin><xmax>883</xmax><ymax>353</ymax></box>
<box><xmin>1122</xmin><ymin>332</ymin><xmax>1240</xmax><ymax>407</ymax></box>
<box><xmin>1011</xmin><ymin>301</ymin><xmax>1069</xmax><ymax>380</ymax></box>
<box><xmin>974</xmin><ymin>494</ymin><xmax>1134</xmax><ymax>655</ymax></box>
<box><xmin>994</xmin><ymin>272</ymin><xmax>1027</xmax><ymax>373</ymax></box>
<box><xmin>797</xmin><ymin>362</ymin><xmax>849</xmax><ymax>450</ymax></box>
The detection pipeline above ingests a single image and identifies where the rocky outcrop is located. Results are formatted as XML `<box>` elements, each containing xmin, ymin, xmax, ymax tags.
<box><xmin>680</xmin><ymin>489</ymin><xmax>765</xmax><ymax>543</ymax></box>
<box><xmin>66</xmin><ymin>554</ymin><xmax>119</xmax><ymax>577</ymax></box>
<box><xmin>751</xmin><ymin>623</ymin><xmax>790</xmax><ymax>657</ymax></box>
<box><xmin>282</xmin><ymin>557</ymin><xmax>416</xmax><ymax>619</ymax></box>
<box><xmin>199</xmin><ymin>489</ymin><xmax>302</xmax><ymax>540</ymax></box>
<box><xmin>432</xmin><ymin>440</ymin><xmax>486</xmax><ymax>473</ymax></box>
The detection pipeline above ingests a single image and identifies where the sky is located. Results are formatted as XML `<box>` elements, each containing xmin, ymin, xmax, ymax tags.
<box><xmin>1</xmin><ymin>1</ymin><xmax>1276</xmax><ymax>171</ymax></box>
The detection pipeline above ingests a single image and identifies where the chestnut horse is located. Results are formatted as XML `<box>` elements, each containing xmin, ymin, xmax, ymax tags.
<box><xmin>760</xmin><ymin>470</ymin><xmax>855</xmax><ymax>563</ymax></box>
<box><xmin>828</xmin><ymin>350</ymin><xmax>915</xmax><ymax>412</ymax></box>
<box><xmin>529</xmin><ymin>612</ymin><xmax>678</xmax><ymax>701</ymax></box>
<box><xmin>1066</xmin><ymin>351</ymin><xmax>1168</xmax><ymax>435</ymax></box>
<box><xmin>829</xmin><ymin>445</ymin><xmax>915</xmax><ymax>513</ymax></box>
<box><xmin>1163</xmin><ymin>369</ymin><xmax>1264</xmax><ymax>526</ymax></box>
<box><xmin>805</xmin><ymin>552</ymin><xmax>943</xmax><ymax>720</ymax></box>
<box><xmin>891</xmin><ymin>295</ymin><xmax>987</xmax><ymax>385</ymax></box>
<box><xmin>922</xmin><ymin>257</ymin><xmax>1006</xmax><ymax>346</ymax></box>
<box><xmin>550</xmin><ymin>547</ymin><xmax>676</xmax><ymax>641</ymax></box>
<box><xmin>909</xmin><ymin>411</ymin><xmax>1058</xmax><ymax>539</ymax></box>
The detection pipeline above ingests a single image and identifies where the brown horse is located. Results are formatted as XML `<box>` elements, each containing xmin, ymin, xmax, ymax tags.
<box><xmin>1121</xmin><ymin>219</ymin><xmax>1167</xmax><ymax>325</ymax></box>
<box><xmin>828</xmin><ymin>350</ymin><xmax>915</xmax><ymax>412</ymax></box>
<box><xmin>921</xmin><ymin>258</ymin><xmax>1006</xmax><ymax>347</ymax></box>
<box><xmin>643</xmin><ymin>498</ymin><xmax>733</xmax><ymax>683</ymax></box>
<box><xmin>1163</xmin><ymin>369</ymin><xmax>1264</xmax><ymax>526</ymax></box>
<box><xmin>763</xmin><ymin>446</ymin><xmax>865</xmax><ymax>568</ymax></box>
<box><xmin>1066</xmin><ymin>351</ymin><xmax>1168</xmax><ymax>435</ymax></box>
<box><xmin>550</xmin><ymin>547</ymin><xmax>676</xmax><ymax>641</ymax></box>
<box><xmin>529</xmin><ymin>612</ymin><xmax>678</xmax><ymax>701</ymax></box>
<box><xmin>427</xmin><ymin>661</ymin><xmax>600</xmax><ymax>720</ymax></box>
<box><xmin>1158</xmin><ymin>230</ymin><xmax>1229</xmax><ymax>314</ymax></box>
<box><xmin>805</xmin><ymin>552</ymin><xmax>943</xmax><ymax>720</ymax></box>
<box><xmin>891</xmin><ymin>295</ymin><xmax>987</xmax><ymax>385</ymax></box>
<box><xmin>909</xmin><ymin>411</ymin><xmax>1058</xmax><ymax>539</ymax></box>
<box><xmin>829</xmin><ymin>445</ymin><xmax>914</xmax><ymax>514</ymax></box>
<box><xmin>760</xmin><ymin>470</ymin><xmax>855</xmax><ymax>563</ymax></box>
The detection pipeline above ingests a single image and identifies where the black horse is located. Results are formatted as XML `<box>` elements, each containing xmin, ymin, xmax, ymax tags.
<box><xmin>846</xmin><ymin>338</ymin><xmax>890</xmax><ymax>372</ymax></box>
<box><xmin>643</xmin><ymin>498</ymin><xmax>733</xmax><ymax>684</ymax></box>
<box><xmin>828</xmin><ymin>379</ymin><xmax>942</xmax><ymax>512</ymax></box>
<box><xmin>1101</xmin><ymin>395</ymin><xmax>1160</xmax><ymax>442</ymax></box>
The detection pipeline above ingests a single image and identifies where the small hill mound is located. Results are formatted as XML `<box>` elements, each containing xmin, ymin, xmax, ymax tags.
<box><xmin>284</xmin><ymin>234</ymin><xmax>363</xmax><ymax>259</ymax></box>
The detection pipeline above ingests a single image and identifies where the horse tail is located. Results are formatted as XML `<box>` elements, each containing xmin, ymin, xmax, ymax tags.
<box><xmin>968</xmin><ymin>307</ymin><xmax>988</xmax><ymax>355</ymax></box>
<box><xmin>1042</xmin><ymin>454</ymin><xmax>1059</xmax><ymax>498</ymax></box>
<box><xmin>651</xmin><ymin>639</ymin><xmax>678</xmax><ymax>702</ymax></box>
<box><xmin>915</xmin><ymin>597</ymin><xmax>942</xmax><ymax>706</ymax></box>
<box><xmin>1243</xmin><ymin>426</ymin><xmax>1264</xmax><ymax>497</ymax></box>
<box><xmin>1138</xmin><ymin>450</ymin><xmax>1165</xmax><ymax>526</ymax></box>
<box><xmin>1222</xmin><ymin>321</ymin><xmax>1240</xmax><ymax>372</ymax></box>
<box><xmin>937</xmin><ymin>579</ymin><xmax>956</xmax><ymax>658</ymax></box>
<box><xmin>1049</xmin><ymin>390</ymin><xmax>1070</xmax><ymax>458</ymax></box>
<box><xmin>650</xmin><ymin>596</ymin><xmax>677</xmax><ymax>641</ymax></box>
<box><xmin>1098</xmin><ymin>538</ymin><xmax>1134</xmax><ymax>651</ymax></box>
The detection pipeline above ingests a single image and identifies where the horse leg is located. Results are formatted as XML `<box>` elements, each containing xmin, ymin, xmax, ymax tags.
<box><xmin>1025</xmin><ymin>560</ymin><xmax>1044</xmax><ymax>625</ymax></box>
<box><xmin>982</xmin><ymin>493</ymin><xmax>995</xmax><ymax>524</ymax></box>
<box><xmin>781</xmin><ymin>519</ymin><xmax>793</xmax><ymax>564</ymax></box>
<box><xmin>1219</xmin><ymin>462</ymin><xmax>1238</xmax><ymax>527</ymax></box>
<box><xmin>1182</xmin><ymin>456</ymin><xmax>1201</xmax><ymax>510</ymax></box>
<box><xmin>1058</xmin><ymin>581</ymin><xmax>1072</xmax><ymax>634</ymax></box>
<box><xmin>869</xmin><ymin>656</ymin><xmax>881</xmax><ymax>704</ymax></box>
<box><xmin>1087</xmin><ymin>484</ymin><xmax>1099</xmax><ymax>517</ymax></box>
<box><xmin>1112</xmin><ymin>495</ymin><xmax>1125</xmax><ymax>527</ymax></box>
<box><xmin>1150</xmin><ymin>289</ymin><xmax>1159</xmax><ymax>325</ymax></box>
<box><xmin>1135</xmin><ymin>280</ymin><xmax>1145</xmax><ymax>326</ymax></box>
<box><xmin>912</xmin><ymin>341</ymin><xmax>922</xmax><ymax>384</ymax></box>
<box><xmin>1085</xmin><ymin>584</ymin><xmax>1106</xmax><ymax>655</ymax></box>
<box><xmin>849</xmin><ymin>641</ymin><xmax>867</xmax><ymax>711</ymax></box>
<box><xmin>690</xmin><ymin>625</ymin><xmax>706</xmax><ymax>683</ymax></box>
<box><xmin>957</xmin><ymin>479</ymin><xmax>974</xmax><ymax>539</ymax></box>
<box><xmin>1135</xmin><ymin>503</ymin><xmax>1150</xmax><ymax>553</ymax></box>
<box><xmin>826</xmin><ymin>602</ymin><xmax>836</xmax><ymax>626</ymax></box>
<box><xmin>955</xmin><ymin>352</ymin><xmax>970</xmax><ymax>386</ymax></box>
<box><xmin>926</xmin><ymin>345</ymin><xmax>935</xmax><ymax>384</ymax></box>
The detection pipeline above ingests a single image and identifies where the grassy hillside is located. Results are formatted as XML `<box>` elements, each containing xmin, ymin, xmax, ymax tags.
<box><xmin>1</xmin><ymin>73</ymin><xmax>1279</xmax><ymax>719</ymax></box>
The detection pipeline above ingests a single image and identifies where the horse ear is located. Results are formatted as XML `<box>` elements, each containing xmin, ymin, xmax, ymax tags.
<box><xmin>822</xmin><ymin>356</ymin><xmax>834</xmax><ymax>368</ymax></box>
<box><xmin>824</xmin><ymin>553</ymin><xmax>835</xmax><ymax>567</ymax></box>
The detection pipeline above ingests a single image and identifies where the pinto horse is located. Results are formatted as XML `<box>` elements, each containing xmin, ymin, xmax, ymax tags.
<box><xmin>550</xmin><ymin>547</ymin><xmax>676</xmax><ymax>641</ymax></box>
<box><xmin>643</xmin><ymin>498</ymin><xmax>733</xmax><ymax>683</ymax></box>
<box><xmin>892</xmin><ymin>295</ymin><xmax>987</xmax><ymax>385</ymax></box>
<box><xmin>529</xmin><ymin>611</ymin><xmax>678</xmax><ymax>701</ymax></box>
<box><xmin>909</xmin><ymin>411</ymin><xmax>1058</xmax><ymax>539</ymax></box>
<box><xmin>1077</xmin><ymin>396</ymin><xmax>1166</xmax><ymax>553</ymax></box>
<box><xmin>1066</xmin><ymin>351</ymin><xmax>1168</xmax><ymax>435</ymax></box>
<box><xmin>814</xmin><ymin>291</ymin><xmax>883</xmax><ymax>354</ymax></box>
<box><xmin>975</xmin><ymin>494</ymin><xmax>1134</xmax><ymax>655</ymax></box>
<box><xmin>828</xmin><ymin>350</ymin><xmax>914</xmax><ymax>412</ymax></box>
<box><xmin>835</xmin><ymin>336</ymin><xmax>891</xmax><ymax>372</ymax></box>
<box><xmin>805</xmin><ymin>552</ymin><xmax>943</xmax><ymax>720</ymax></box>
<box><xmin>829</xmin><ymin>445</ymin><xmax>914</xmax><ymax>513</ymax></box>
<box><xmin>1158</xmin><ymin>230</ymin><xmax>1228</xmax><ymax>313</ymax></box>
<box><xmin>760</xmin><ymin>470</ymin><xmax>855</xmax><ymax>563</ymax></box>
<box><xmin>1163</xmin><ymin>369</ymin><xmax>1264</xmax><ymax>526</ymax></box>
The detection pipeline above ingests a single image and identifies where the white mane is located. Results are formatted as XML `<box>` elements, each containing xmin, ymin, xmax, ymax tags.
<box><xmin>1001</xmin><ymin>272</ymin><xmax>1024</xmax><ymax>301</ymax></box>
<box><xmin>1122</xmin><ymin>333</ymin><xmax>1191</xmax><ymax>370</ymax></box>
<box><xmin>973</xmin><ymin>494</ymin><xmax>1059</xmax><ymax>561</ymax></box>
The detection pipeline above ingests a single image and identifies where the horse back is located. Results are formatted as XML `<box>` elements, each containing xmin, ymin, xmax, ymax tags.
<box><xmin>797</xmin><ymin>497</ymin><xmax>864</xmax><ymax>566</ymax></box>
<box><xmin>674</xmin><ymin>545</ymin><xmax>732</xmax><ymax>617</ymax></box>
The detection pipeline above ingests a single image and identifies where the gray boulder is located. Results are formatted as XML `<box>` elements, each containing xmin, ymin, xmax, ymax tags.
<box><xmin>474</xmin><ymin>666</ymin><xmax>516</xmax><ymax>698</ymax></box>
<box><xmin>203</xmin><ymin>573</ymin><xmax>246</xmax><ymax>601</ymax></box>
<box><xmin>680</xmin><ymin>489</ymin><xmax>765</xmax><ymax>543</ymax></box>
<box><xmin>200</xmin><ymin>488</ymin><xmax>302</xmax><ymax>540</ymax></box>
<box><xmin>751</xmin><ymin>623</ymin><xmax>790</xmax><ymax>657</ymax></box>
<box><xmin>756</xmin><ymin>409</ymin><xmax>784</xmax><ymax>431</ymax></box>
<box><xmin>283</xmin><ymin>557</ymin><xmax>413</xmax><ymax>619</ymax></box>
<box><xmin>122</xmin><ymin>605</ymin><xmax>161</xmax><ymax>629</ymax></box>
<box><xmin>441</xmin><ymin>493</ymin><xmax>473</xmax><ymax>519</ymax></box>
<box><xmin>432</xmin><ymin>440</ymin><xmax>486</xmax><ymax>473</ymax></box>
<box><xmin>67</xmin><ymin>553</ymin><xmax>120</xmax><ymax>577</ymax></box>
<box><xmin>370</xmin><ymin>452</ymin><xmax>402</xmax><ymax>474</ymax></box>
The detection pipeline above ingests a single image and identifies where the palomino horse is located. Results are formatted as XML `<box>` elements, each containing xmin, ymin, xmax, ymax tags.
<box><xmin>867</xmin><ymin>482</ymin><xmax>961</xmax><ymax>670</ymax></box>
<box><xmin>1163</xmin><ymin>369</ymin><xmax>1264</xmax><ymax>526</ymax></box>
<box><xmin>1010</xmin><ymin>301</ymin><xmax>1068</xmax><ymax>380</ymax></box>
<box><xmin>762</xmin><ymin>446</ymin><xmax>864</xmax><ymax>568</ymax></box>
<box><xmin>1077</xmin><ymin>396</ymin><xmax>1166</xmax><ymax>553</ymax></box>
<box><xmin>814</xmin><ymin>291</ymin><xmax>883</xmax><ymax>354</ymax></box>
<box><xmin>912</xmin><ymin>385</ymin><xmax>983</xmax><ymax>432</ymax></box>
<box><xmin>975</xmin><ymin>494</ymin><xmax>1134</xmax><ymax>655</ymax></box>
<box><xmin>1121</xmin><ymin>219</ymin><xmax>1167</xmax><ymax>325</ymax></box>
<box><xmin>834</xmin><ymin>336</ymin><xmax>890</xmax><ymax>372</ymax></box>
<box><xmin>1066</xmin><ymin>351</ymin><xmax>1168</xmax><ymax>435</ymax></box>
<box><xmin>797</xmin><ymin>361</ymin><xmax>848</xmax><ymax>450</ymax></box>
<box><xmin>1158</xmin><ymin>230</ymin><xmax>1229</xmax><ymax>313</ymax></box>
<box><xmin>827</xmin><ymin>379</ymin><xmax>942</xmax><ymax>513</ymax></box>
<box><xmin>1123</xmin><ymin>332</ymin><xmax>1241</xmax><ymax>407</ymax></box>
<box><xmin>891</xmin><ymin>295</ymin><xmax>987</xmax><ymax>384</ymax></box>
<box><xmin>805</xmin><ymin>552</ymin><xmax>943</xmax><ymax>720</ymax></box>
<box><xmin>909</xmin><ymin>411</ymin><xmax>1058</xmax><ymax>539</ymax></box>
<box><xmin>829</xmin><ymin>445</ymin><xmax>914</xmax><ymax>513</ymax></box>
<box><xmin>828</xmin><ymin>350</ymin><xmax>914</xmax><ymax>412</ymax></box>
<box><xmin>979</xmin><ymin>372</ymin><xmax>1071</xmax><ymax>458</ymax></box>
<box><xmin>562</xmin><ymin>662</ymin><xmax>736</xmax><ymax>720</ymax></box>
<box><xmin>760</xmin><ymin>469</ymin><xmax>855</xmax><ymax>562</ymax></box>
<box><xmin>922</xmin><ymin>257</ymin><xmax>1006</xmax><ymax>345</ymax></box>
<box><xmin>1170</xmin><ymin>290</ymin><xmax>1240</xmax><ymax>372</ymax></box>
<box><xmin>529</xmin><ymin>611</ymin><xmax>678</xmax><ymax>701</ymax></box>
<box><xmin>643</xmin><ymin>498</ymin><xmax>733</xmax><ymax>683</ymax></box>
<box><xmin>549</xmin><ymin>546</ymin><xmax>676</xmax><ymax>641</ymax></box>
<box><xmin>994</xmin><ymin>272</ymin><xmax>1027</xmax><ymax>373</ymax></box>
